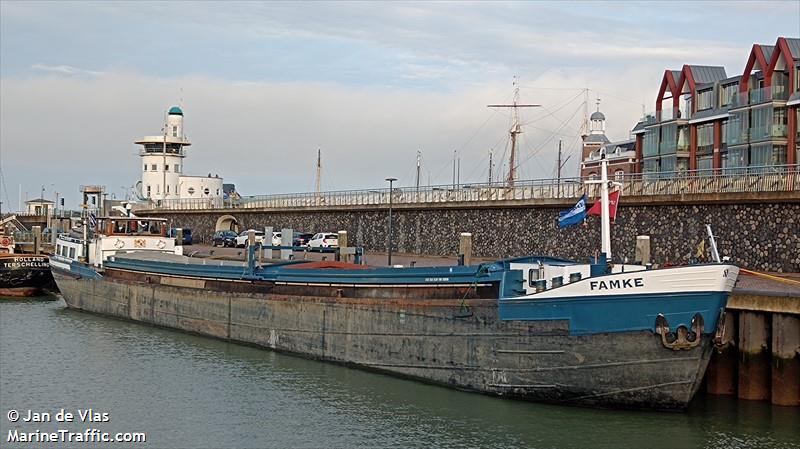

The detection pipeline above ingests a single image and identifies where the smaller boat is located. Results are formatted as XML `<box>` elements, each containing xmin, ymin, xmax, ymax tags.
<box><xmin>0</xmin><ymin>234</ymin><xmax>53</xmax><ymax>297</ymax></box>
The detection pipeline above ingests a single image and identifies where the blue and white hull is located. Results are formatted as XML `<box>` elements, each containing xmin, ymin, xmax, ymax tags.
<box><xmin>51</xmin><ymin>252</ymin><xmax>738</xmax><ymax>410</ymax></box>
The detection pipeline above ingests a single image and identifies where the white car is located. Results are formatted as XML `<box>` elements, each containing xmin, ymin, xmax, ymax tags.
<box><xmin>271</xmin><ymin>232</ymin><xmax>282</xmax><ymax>247</ymax></box>
<box><xmin>308</xmin><ymin>233</ymin><xmax>339</xmax><ymax>248</ymax></box>
<box><xmin>235</xmin><ymin>230</ymin><xmax>265</xmax><ymax>247</ymax></box>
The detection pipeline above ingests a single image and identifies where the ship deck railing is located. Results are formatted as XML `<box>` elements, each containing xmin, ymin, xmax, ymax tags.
<box><xmin>141</xmin><ymin>164</ymin><xmax>799</xmax><ymax>211</ymax></box>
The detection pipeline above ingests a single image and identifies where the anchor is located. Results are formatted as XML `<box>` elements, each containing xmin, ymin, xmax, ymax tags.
<box><xmin>655</xmin><ymin>313</ymin><xmax>704</xmax><ymax>350</ymax></box>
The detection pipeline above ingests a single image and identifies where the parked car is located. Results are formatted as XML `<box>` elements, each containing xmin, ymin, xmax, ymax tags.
<box><xmin>235</xmin><ymin>230</ymin><xmax>266</xmax><ymax>247</ymax></box>
<box><xmin>292</xmin><ymin>232</ymin><xmax>315</xmax><ymax>247</ymax></box>
<box><xmin>212</xmin><ymin>230</ymin><xmax>238</xmax><ymax>247</ymax></box>
<box><xmin>308</xmin><ymin>233</ymin><xmax>339</xmax><ymax>248</ymax></box>
<box><xmin>167</xmin><ymin>227</ymin><xmax>193</xmax><ymax>245</ymax></box>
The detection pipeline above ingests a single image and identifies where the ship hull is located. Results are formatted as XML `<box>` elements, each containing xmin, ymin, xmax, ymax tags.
<box><xmin>0</xmin><ymin>255</ymin><xmax>54</xmax><ymax>297</ymax></box>
<box><xmin>52</xmin><ymin>266</ymin><xmax>715</xmax><ymax>410</ymax></box>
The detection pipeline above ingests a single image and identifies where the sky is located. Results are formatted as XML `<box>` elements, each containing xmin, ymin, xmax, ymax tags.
<box><xmin>1</xmin><ymin>1</ymin><xmax>798</xmax><ymax>210</ymax></box>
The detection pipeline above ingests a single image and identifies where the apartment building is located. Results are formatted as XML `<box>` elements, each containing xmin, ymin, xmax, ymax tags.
<box><xmin>630</xmin><ymin>36</ymin><xmax>799</xmax><ymax>176</ymax></box>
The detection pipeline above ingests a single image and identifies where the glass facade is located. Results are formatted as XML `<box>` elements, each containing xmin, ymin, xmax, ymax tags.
<box><xmin>660</xmin><ymin>155</ymin><xmax>676</xmax><ymax>173</ymax></box>
<box><xmin>750</xmin><ymin>106</ymin><xmax>772</xmax><ymax>141</ymax></box>
<box><xmin>660</xmin><ymin>123</ymin><xmax>677</xmax><ymax>154</ymax></box>
<box><xmin>697</xmin><ymin>123</ymin><xmax>714</xmax><ymax>155</ymax></box>
<box><xmin>727</xmin><ymin>110</ymin><xmax>748</xmax><ymax>145</ymax></box>
<box><xmin>751</xmin><ymin>143</ymin><xmax>787</xmax><ymax>169</ymax></box>
<box><xmin>726</xmin><ymin>146</ymin><xmax>749</xmax><ymax>171</ymax></box>
<box><xmin>643</xmin><ymin>127</ymin><xmax>659</xmax><ymax>157</ymax></box>
<box><xmin>720</xmin><ymin>83</ymin><xmax>738</xmax><ymax>107</ymax></box>
<box><xmin>642</xmin><ymin>158</ymin><xmax>659</xmax><ymax>179</ymax></box>
<box><xmin>697</xmin><ymin>155</ymin><xmax>713</xmax><ymax>171</ymax></box>
<box><xmin>677</xmin><ymin>125</ymin><xmax>689</xmax><ymax>153</ymax></box>
<box><xmin>696</xmin><ymin>89</ymin><xmax>714</xmax><ymax>111</ymax></box>
<box><xmin>772</xmin><ymin>107</ymin><xmax>787</xmax><ymax>138</ymax></box>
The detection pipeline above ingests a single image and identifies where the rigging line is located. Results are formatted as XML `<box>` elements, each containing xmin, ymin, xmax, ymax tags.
<box><xmin>463</xmin><ymin>132</ymin><xmax>511</xmax><ymax>182</ymax></box>
<box><xmin>517</xmin><ymin>85</ymin><xmax>586</xmax><ymax>91</ymax></box>
<box><xmin>514</xmin><ymin>101</ymin><xmax>585</xmax><ymax>171</ymax></box>
<box><xmin>518</xmin><ymin>90</ymin><xmax>584</xmax><ymax>127</ymax></box>
<box><xmin>591</xmin><ymin>89</ymin><xmax>647</xmax><ymax>107</ymax></box>
<box><xmin>429</xmin><ymin>111</ymin><xmax>498</xmax><ymax>181</ymax></box>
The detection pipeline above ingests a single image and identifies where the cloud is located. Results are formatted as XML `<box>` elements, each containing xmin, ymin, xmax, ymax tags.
<box><xmin>30</xmin><ymin>63</ymin><xmax>105</xmax><ymax>77</ymax></box>
<box><xmin>0</xmin><ymin>69</ymin><xmax>653</xmax><ymax>209</ymax></box>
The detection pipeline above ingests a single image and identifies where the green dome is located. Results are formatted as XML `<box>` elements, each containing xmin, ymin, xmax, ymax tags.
<box><xmin>168</xmin><ymin>106</ymin><xmax>183</xmax><ymax>115</ymax></box>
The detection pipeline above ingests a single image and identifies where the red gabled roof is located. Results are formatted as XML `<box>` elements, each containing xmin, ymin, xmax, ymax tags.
<box><xmin>740</xmin><ymin>43</ymin><xmax>772</xmax><ymax>92</ymax></box>
<box><xmin>766</xmin><ymin>37</ymin><xmax>798</xmax><ymax>91</ymax></box>
<box><xmin>656</xmin><ymin>69</ymin><xmax>680</xmax><ymax>110</ymax></box>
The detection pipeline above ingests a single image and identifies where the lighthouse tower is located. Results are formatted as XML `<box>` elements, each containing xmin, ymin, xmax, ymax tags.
<box><xmin>135</xmin><ymin>106</ymin><xmax>191</xmax><ymax>201</ymax></box>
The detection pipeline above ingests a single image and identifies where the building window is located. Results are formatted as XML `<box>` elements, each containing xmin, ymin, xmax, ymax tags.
<box><xmin>643</xmin><ymin>128</ymin><xmax>658</xmax><ymax>157</ymax></box>
<box><xmin>166</xmin><ymin>185</ymin><xmax>169</xmax><ymax>193</ymax></box>
<box><xmin>146</xmin><ymin>185</ymin><xmax>151</xmax><ymax>197</ymax></box>
<box><xmin>614</xmin><ymin>170</ymin><xmax>624</xmax><ymax>181</ymax></box>
<box><xmin>69</xmin><ymin>247</ymin><xmax>75</xmax><ymax>259</ymax></box>
<box><xmin>216</xmin><ymin>189</ymin><xmax>220</xmax><ymax>195</ymax></box>
<box><xmin>727</xmin><ymin>110</ymin><xmax>748</xmax><ymax>145</ymax></box>
<box><xmin>677</xmin><ymin>125</ymin><xmax>689</xmax><ymax>152</ymax></box>
<box><xmin>172</xmin><ymin>126</ymin><xmax>178</xmax><ymax>137</ymax></box>
<box><xmin>144</xmin><ymin>164</ymin><xmax>147</xmax><ymax>172</ymax></box>
<box><xmin>642</xmin><ymin>158</ymin><xmax>659</xmax><ymax>180</ymax></box>
<box><xmin>726</xmin><ymin>146</ymin><xmax>749</xmax><ymax>172</ymax></box>
<box><xmin>156</xmin><ymin>185</ymin><xmax>160</xmax><ymax>195</ymax></box>
<box><xmin>165</xmin><ymin>164</ymin><xmax>170</xmax><ymax>172</ymax></box>
<box><xmin>697</xmin><ymin>155</ymin><xmax>713</xmax><ymax>172</ymax></box>
<box><xmin>720</xmin><ymin>83</ymin><xmax>738</xmax><ymax>107</ymax></box>
<box><xmin>187</xmin><ymin>187</ymin><xmax>195</xmax><ymax>195</ymax></box>
<box><xmin>696</xmin><ymin>89</ymin><xmax>714</xmax><ymax>111</ymax></box>
<box><xmin>750</xmin><ymin>106</ymin><xmax>772</xmax><ymax>141</ymax></box>
<box><xmin>751</xmin><ymin>143</ymin><xmax>787</xmax><ymax>170</ymax></box>
<box><xmin>697</xmin><ymin>123</ymin><xmax>714</xmax><ymax>155</ymax></box>
<box><xmin>175</xmin><ymin>165</ymin><xmax>180</xmax><ymax>173</ymax></box>
<box><xmin>660</xmin><ymin>123</ymin><xmax>677</xmax><ymax>155</ymax></box>
<box><xmin>772</xmin><ymin>108</ymin><xmax>787</xmax><ymax>138</ymax></box>
<box><xmin>151</xmin><ymin>164</ymin><xmax>157</xmax><ymax>171</ymax></box>
<box><xmin>203</xmin><ymin>187</ymin><xmax>210</xmax><ymax>195</ymax></box>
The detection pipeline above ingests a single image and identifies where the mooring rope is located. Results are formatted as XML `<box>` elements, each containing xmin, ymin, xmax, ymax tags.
<box><xmin>740</xmin><ymin>268</ymin><xmax>800</xmax><ymax>286</ymax></box>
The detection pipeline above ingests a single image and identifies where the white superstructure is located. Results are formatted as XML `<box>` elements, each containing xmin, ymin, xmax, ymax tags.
<box><xmin>135</xmin><ymin>106</ymin><xmax>224</xmax><ymax>202</ymax></box>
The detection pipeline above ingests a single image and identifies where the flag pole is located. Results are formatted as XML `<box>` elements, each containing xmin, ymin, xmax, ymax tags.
<box><xmin>599</xmin><ymin>151</ymin><xmax>611</xmax><ymax>260</ymax></box>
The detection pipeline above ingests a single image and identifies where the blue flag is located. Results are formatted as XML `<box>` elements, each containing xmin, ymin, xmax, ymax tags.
<box><xmin>558</xmin><ymin>195</ymin><xmax>587</xmax><ymax>228</ymax></box>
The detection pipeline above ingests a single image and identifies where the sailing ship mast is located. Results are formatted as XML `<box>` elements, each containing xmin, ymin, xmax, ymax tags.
<box><xmin>488</xmin><ymin>77</ymin><xmax>540</xmax><ymax>187</ymax></box>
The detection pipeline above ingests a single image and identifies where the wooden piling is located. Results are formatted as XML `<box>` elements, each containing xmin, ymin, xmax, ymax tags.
<box><xmin>706</xmin><ymin>311</ymin><xmax>737</xmax><ymax>396</ymax></box>
<box><xmin>771</xmin><ymin>313</ymin><xmax>800</xmax><ymax>406</ymax></box>
<box><xmin>738</xmin><ymin>311</ymin><xmax>771</xmax><ymax>401</ymax></box>
<box><xmin>32</xmin><ymin>226</ymin><xmax>41</xmax><ymax>254</ymax></box>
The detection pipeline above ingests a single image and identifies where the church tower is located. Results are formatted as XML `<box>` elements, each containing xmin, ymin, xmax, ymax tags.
<box><xmin>581</xmin><ymin>97</ymin><xmax>610</xmax><ymax>161</ymax></box>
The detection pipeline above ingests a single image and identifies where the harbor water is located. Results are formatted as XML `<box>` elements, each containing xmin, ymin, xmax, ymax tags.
<box><xmin>1</xmin><ymin>295</ymin><xmax>798</xmax><ymax>449</ymax></box>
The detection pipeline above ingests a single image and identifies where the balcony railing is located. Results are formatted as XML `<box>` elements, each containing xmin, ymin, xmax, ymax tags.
<box><xmin>140</xmin><ymin>165</ymin><xmax>800</xmax><ymax>212</ymax></box>
<box><xmin>738</xmin><ymin>86</ymin><xmax>790</xmax><ymax>105</ymax></box>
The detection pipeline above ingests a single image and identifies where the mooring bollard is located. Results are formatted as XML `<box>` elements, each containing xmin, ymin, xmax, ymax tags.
<box><xmin>281</xmin><ymin>228</ymin><xmax>293</xmax><ymax>260</ymax></box>
<box><xmin>459</xmin><ymin>232</ymin><xmax>472</xmax><ymax>266</ymax></box>
<box><xmin>338</xmin><ymin>230</ymin><xmax>348</xmax><ymax>262</ymax></box>
<box><xmin>264</xmin><ymin>226</ymin><xmax>273</xmax><ymax>260</ymax></box>
<box><xmin>635</xmin><ymin>235</ymin><xmax>650</xmax><ymax>265</ymax></box>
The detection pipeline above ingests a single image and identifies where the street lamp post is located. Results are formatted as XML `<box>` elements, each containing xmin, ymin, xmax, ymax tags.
<box><xmin>385</xmin><ymin>177</ymin><xmax>397</xmax><ymax>266</ymax></box>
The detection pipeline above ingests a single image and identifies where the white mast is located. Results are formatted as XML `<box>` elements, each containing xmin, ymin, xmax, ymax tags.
<box><xmin>599</xmin><ymin>151</ymin><xmax>611</xmax><ymax>259</ymax></box>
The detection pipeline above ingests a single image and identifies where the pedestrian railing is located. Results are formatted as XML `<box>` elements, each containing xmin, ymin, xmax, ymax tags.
<box><xmin>142</xmin><ymin>165</ymin><xmax>799</xmax><ymax>211</ymax></box>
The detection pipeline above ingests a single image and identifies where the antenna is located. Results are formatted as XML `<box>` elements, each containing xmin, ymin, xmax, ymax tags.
<box><xmin>415</xmin><ymin>149</ymin><xmax>421</xmax><ymax>192</ymax></box>
<box><xmin>488</xmin><ymin>149</ymin><xmax>493</xmax><ymax>185</ymax></box>
<box><xmin>315</xmin><ymin>148</ymin><xmax>322</xmax><ymax>195</ymax></box>
<box><xmin>488</xmin><ymin>76</ymin><xmax>540</xmax><ymax>187</ymax></box>
<box><xmin>581</xmin><ymin>88</ymin><xmax>589</xmax><ymax>139</ymax></box>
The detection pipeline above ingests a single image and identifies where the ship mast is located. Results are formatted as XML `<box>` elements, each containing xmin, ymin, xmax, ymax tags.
<box><xmin>488</xmin><ymin>77</ymin><xmax>540</xmax><ymax>187</ymax></box>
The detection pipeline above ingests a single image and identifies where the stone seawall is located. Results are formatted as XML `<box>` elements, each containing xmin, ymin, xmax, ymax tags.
<box><xmin>152</xmin><ymin>202</ymin><xmax>800</xmax><ymax>272</ymax></box>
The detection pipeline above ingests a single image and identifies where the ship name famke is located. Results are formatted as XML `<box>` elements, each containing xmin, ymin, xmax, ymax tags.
<box><xmin>589</xmin><ymin>278</ymin><xmax>644</xmax><ymax>291</ymax></box>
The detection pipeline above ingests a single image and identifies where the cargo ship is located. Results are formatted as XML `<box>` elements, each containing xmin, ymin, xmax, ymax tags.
<box><xmin>0</xmin><ymin>235</ymin><xmax>54</xmax><ymax>297</ymax></box>
<box><xmin>51</xmin><ymin>156</ymin><xmax>739</xmax><ymax>410</ymax></box>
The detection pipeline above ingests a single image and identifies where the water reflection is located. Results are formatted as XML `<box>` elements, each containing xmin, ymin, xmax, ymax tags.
<box><xmin>1</xmin><ymin>297</ymin><xmax>797</xmax><ymax>449</ymax></box>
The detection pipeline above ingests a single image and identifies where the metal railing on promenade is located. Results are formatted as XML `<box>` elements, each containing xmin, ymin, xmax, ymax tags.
<box><xmin>143</xmin><ymin>164</ymin><xmax>799</xmax><ymax>211</ymax></box>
